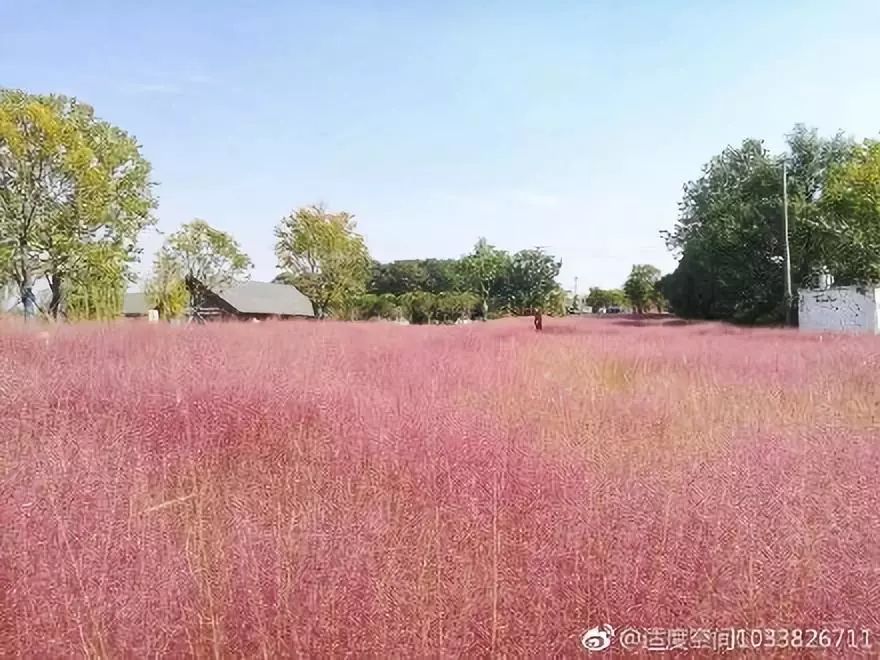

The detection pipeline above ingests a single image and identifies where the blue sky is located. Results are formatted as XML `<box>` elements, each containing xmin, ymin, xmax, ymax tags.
<box><xmin>3</xmin><ymin>0</ymin><xmax>880</xmax><ymax>290</ymax></box>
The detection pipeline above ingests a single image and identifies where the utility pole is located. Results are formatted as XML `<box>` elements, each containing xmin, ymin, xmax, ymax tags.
<box><xmin>782</xmin><ymin>161</ymin><xmax>793</xmax><ymax>326</ymax></box>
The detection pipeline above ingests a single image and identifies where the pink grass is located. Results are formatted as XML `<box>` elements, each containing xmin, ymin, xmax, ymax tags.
<box><xmin>1</xmin><ymin>317</ymin><xmax>880</xmax><ymax>656</ymax></box>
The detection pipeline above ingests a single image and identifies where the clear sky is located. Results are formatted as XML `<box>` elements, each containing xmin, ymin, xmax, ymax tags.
<box><xmin>3</xmin><ymin>0</ymin><xmax>880</xmax><ymax>291</ymax></box>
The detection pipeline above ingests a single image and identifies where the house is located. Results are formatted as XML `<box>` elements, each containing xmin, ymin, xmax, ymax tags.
<box><xmin>123</xmin><ymin>280</ymin><xmax>315</xmax><ymax>321</ymax></box>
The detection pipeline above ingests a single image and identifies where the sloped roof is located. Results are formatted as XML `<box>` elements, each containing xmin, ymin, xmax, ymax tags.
<box><xmin>123</xmin><ymin>291</ymin><xmax>150</xmax><ymax>316</ymax></box>
<box><xmin>214</xmin><ymin>280</ymin><xmax>315</xmax><ymax>317</ymax></box>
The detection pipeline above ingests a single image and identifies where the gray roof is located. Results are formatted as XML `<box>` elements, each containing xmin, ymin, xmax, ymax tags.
<box><xmin>123</xmin><ymin>291</ymin><xmax>150</xmax><ymax>316</ymax></box>
<box><xmin>214</xmin><ymin>280</ymin><xmax>314</xmax><ymax>317</ymax></box>
<box><xmin>122</xmin><ymin>281</ymin><xmax>314</xmax><ymax>318</ymax></box>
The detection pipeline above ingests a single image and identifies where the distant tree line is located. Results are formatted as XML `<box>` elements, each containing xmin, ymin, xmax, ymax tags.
<box><xmin>0</xmin><ymin>87</ymin><xmax>685</xmax><ymax>325</ymax></box>
<box><xmin>577</xmin><ymin>265</ymin><xmax>665</xmax><ymax>315</ymax></box>
<box><xmin>15</xmin><ymin>89</ymin><xmax>877</xmax><ymax>328</ymax></box>
<box><xmin>342</xmin><ymin>241</ymin><xmax>565</xmax><ymax>323</ymax></box>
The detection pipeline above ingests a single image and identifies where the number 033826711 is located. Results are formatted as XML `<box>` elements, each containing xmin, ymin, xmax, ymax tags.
<box><xmin>756</xmin><ymin>628</ymin><xmax>872</xmax><ymax>650</ymax></box>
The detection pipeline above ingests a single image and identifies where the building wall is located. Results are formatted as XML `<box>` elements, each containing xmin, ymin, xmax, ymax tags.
<box><xmin>798</xmin><ymin>285</ymin><xmax>880</xmax><ymax>334</ymax></box>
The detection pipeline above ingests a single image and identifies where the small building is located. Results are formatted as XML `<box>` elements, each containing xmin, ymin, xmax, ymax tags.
<box><xmin>124</xmin><ymin>280</ymin><xmax>315</xmax><ymax>321</ymax></box>
<box><xmin>798</xmin><ymin>284</ymin><xmax>880</xmax><ymax>334</ymax></box>
<box><xmin>189</xmin><ymin>279</ymin><xmax>315</xmax><ymax>320</ymax></box>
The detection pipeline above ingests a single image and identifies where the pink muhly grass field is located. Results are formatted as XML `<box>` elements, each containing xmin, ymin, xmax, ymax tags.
<box><xmin>1</xmin><ymin>316</ymin><xmax>880</xmax><ymax>656</ymax></box>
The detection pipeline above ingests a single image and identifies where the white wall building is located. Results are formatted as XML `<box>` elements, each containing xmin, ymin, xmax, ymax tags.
<box><xmin>798</xmin><ymin>285</ymin><xmax>880</xmax><ymax>334</ymax></box>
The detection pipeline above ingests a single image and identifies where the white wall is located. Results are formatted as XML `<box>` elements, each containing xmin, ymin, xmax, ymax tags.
<box><xmin>798</xmin><ymin>285</ymin><xmax>880</xmax><ymax>334</ymax></box>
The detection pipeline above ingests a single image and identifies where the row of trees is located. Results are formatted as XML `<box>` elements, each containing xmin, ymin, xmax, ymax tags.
<box><xmin>148</xmin><ymin>209</ymin><xmax>567</xmax><ymax>324</ymax></box>
<box><xmin>0</xmin><ymin>88</ymin><xmax>671</xmax><ymax>325</ymax></box>
<box><xmin>9</xmin><ymin>90</ymin><xmax>880</xmax><ymax>327</ymax></box>
<box><xmin>360</xmin><ymin>239</ymin><xmax>565</xmax><ymax>321</ymax></box>
<box><xmin>660</xmin><ymin>124</ymin><xmax>880</xmax><ymax>324</ymax></box>
<box><xmin>0</xmin><ymin>91</ymin><xmax>567</xmax><ymax>324</ymax></box>
<box><xmin>577</xmin><ymin>265</ymin><xmax>665</xmax><ymax>315</ymax></box>
<box><xmin>0</xmin><ymin>89</ymin><xmax>569</xmax><ymax>324</ymax></box>
<box><xmin>271</xmin><ymin>212</ymin><xmax>566</xmax><ymax>322</ymax></box>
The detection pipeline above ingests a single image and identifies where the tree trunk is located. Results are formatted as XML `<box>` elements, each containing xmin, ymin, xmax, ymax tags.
<box><xmin>17</xmin><ymin>247</ymin><xmax>37</xmax><ymax>322</ymax></box>
<box><xmin>48</xmin><ymin>275</ymin><xmax>63</xmax><ymax>320</ymax></box>
<box><xmin>20</xmin><ymin>270</ymin><xmax>36</xmax><ymax>321</ymax></box>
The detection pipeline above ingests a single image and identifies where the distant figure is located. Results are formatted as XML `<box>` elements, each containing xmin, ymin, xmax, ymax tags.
<box><xmin>533</xmin><ymin>309</ymin><xmax>543</xmax><ymax>331</ymax></box>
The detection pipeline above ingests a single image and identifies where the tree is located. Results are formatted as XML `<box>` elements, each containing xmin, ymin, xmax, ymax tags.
<box><xmin>351</xmin><ymin>292</ymin><xmax>402</xmax><ymax>321</ymax></box>
<box><xmin>661</xmin><ymin>126</ymin><xmax>854</xmax><ymax>323</ymax></box>
<box><xmin>434</xmin><ymin>291</ymin><xmax>479</xmax><ymax>322</ymax></box>
<box><xmin>0</xmin><ymin>89</ymin><xmax>156</xmax><ymax>319</ymax></box>
<box><xmin>502</xmin><ymin>248</ymin><xmax>562</xmax><ymax>314</ymax></box>
<box><xmin>368</xmin><ymin>259</ymin><xmax>429</xmax><ymax>295</ymax></box>
<box><xmin>460</xmin><ymin>238</ymin><xmax>510</xmax><ymax>319</ymax></box>
<box><xmin>650</xmin><ymin>278</ymin><xmax>667</xmax><ymax>313</ymax></box>
<box><xmin>274</xmin><ymin>204</ymin><xmax>371</xmax><ymax>318</ymax></box>
<box><xmin>422</xmin><ymin>258</ymin><xmax>463</xmax><ymax>294</ymax></box>
<box><xmin>145</xmin><ymin>253</ymin><xmax>189</xmax><ymax>319</ymax></box>
<box><xmin>159</xmin><ymin>219</ymin><xmax>251</xmax><ymax>292</ymax></box>
<box><xmin>623</xmin><ymin>264</ymin><xmax>662</xmax><ymax>314</ymax></box>
<box><xmin>63</xmin><ymin>243</ymin><xmax>129</xmax><ymax>321</ymax></box>
<box><xmin>585</xmin><ymin>287</ymin><xmax>627</xmax><ymax>311</ymax></box>
<box><xmin>399</xmin><ymin>290</ymin><xmax>436</xmax><ymax>324</ymax></box>
<box><xmin>544</xmin><ymin>287</ymin><xmax>568</xmax><ymax>316</ymax></box>
<box><xmin>818</xmin><ymin>139</ymin><xmax>880</xmax><ymax>283</ymax></box>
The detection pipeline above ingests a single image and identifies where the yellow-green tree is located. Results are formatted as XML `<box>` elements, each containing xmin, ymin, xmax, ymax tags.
<box><xmin>145</xmin><ymin>253</ymin><xmax>189</xmax><ymax>320</ymax></box>
<box><xmin>820</xmin><ymin>140</ymin><xmax>880</xmax><ymax>283</ymax></box>
<box><xmin>0</xmin><ymin>89</ymin><xmax>156</xmax><ymax>320</ymax></box>
<box><xmin>274</xmin><ymin>205</ymin><xmax>371</xmax><ymax>318</ymax></box>
<box><xmin>155</xmin><ymin>219</ymin><xmax>252</xmax><ymax>316</ymax></box>
<box><xmin>64</xmin><ymin>244</ymin><xmax>128</xmax><ymax>321</ymax></box>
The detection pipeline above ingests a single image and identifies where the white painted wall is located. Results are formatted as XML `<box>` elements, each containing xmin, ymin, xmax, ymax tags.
<box><xmin>798</xmin><ymin>285</ymin><xmax>880</xmax><ymax>334</ymax></box>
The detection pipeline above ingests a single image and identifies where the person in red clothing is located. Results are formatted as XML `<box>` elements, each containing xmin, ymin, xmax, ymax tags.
<box><xmin>533</xmin><ymin>309</ymin><xmax>543</xmax><ymax>331</ymax></box>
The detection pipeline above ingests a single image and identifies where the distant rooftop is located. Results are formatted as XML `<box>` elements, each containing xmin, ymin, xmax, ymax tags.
<box><xmin>213</xmin><ymin>280</ymin><xmax>314</xmax><ymax>317</ymax></box>
<box><xmin>123</xmin><ymin>281</ymin><xmax>315</xmax><ymax>318</ymax></box>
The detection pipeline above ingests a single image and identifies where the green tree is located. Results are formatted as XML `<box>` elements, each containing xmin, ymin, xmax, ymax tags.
<box><xmin>818</xmin><ymin>139</ymin><xmax>880</xmax><ymax>283</ymax></box>
<box><xmin>63</xmin><ymin>243</ymin><xmax>129</xmax><ymax>321</ymax></box>
<box><xmin>461</xmin><ymin>237</ymin><xmax>510</xmax><ymax>319</ymax></box>
<box><xmin>0</xmin><ymin>89</ymin><xmax>156</xmax><ymax>319</ymax></box>
<box><xmin>502</xmin><ymin>248</ymin><xmax>562</xmax><ymax>314</ymax></box>
<box><xmin>399</xmin><ymin>290</ymin><xmax>437</xmax><ymax>324</ymax></box>
<box><xmin>145</xmin><ymin>253</ymin><xmax>189</xmax><ymax>319</ymax></box>
<box><xmin>368</xmin><ymin>258</ymin><xmax>464</xmax><ymax>296</ymax></box>
<box><xmin>368</xmin><ymin>259</ymin><xmax>429</xmax><ymax>295</ymax></box>
<box><xmin>434</xmin><ymin>291</ymin><xmax>479</xmax><ymax>322</ymax></box>
<box><xmin>545</xmin><ymin>287</ymin><xmax>568</xmax><ymax>316</ymax></box>
<box><xmin>623</xmin><ymin>264</ymin><xmax>662</xmax><ymax>314</ymax></box>
<box><xmin>274</xmin><ymin>204</ymin><xmax>371</xmax><ymax>318</ymax></box>
<box><xmin>663</xmin><ymin>139</ymin><xmax>782</xmax><ymax>321</ymax></box>
<box><xmin>159</xmin><ymin>219</ymin><xmax>252</xmax><ymax>291</ymax></box>
<box><xmin>351</xmin><ymin>292</ymin><xmax>401</xmax><ymax>321</ymax></box>
<box><xmin>650</xmin><ymin>279</ymin><xmax>667</xmax><ymax>313</ymax></box>
<box><xmin>585</xmin><ymin>287</ymin><xmax>627</xmax><ymax>311</ymax></box>
<box><xmin>662</xmin><ymin>126</ymin><xmax>854</xmax><ymax>323</ymax></box>
<box><xmin>422</xmin><ymin>258</ymin><xmax>463</xmax><ymax>293</ymax></box>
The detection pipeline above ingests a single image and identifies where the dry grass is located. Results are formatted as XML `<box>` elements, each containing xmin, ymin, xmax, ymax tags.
<box><xmin>1</xmin><ymin>316</ymin><xmax>879</xmax><ymax>656</ymax></box>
